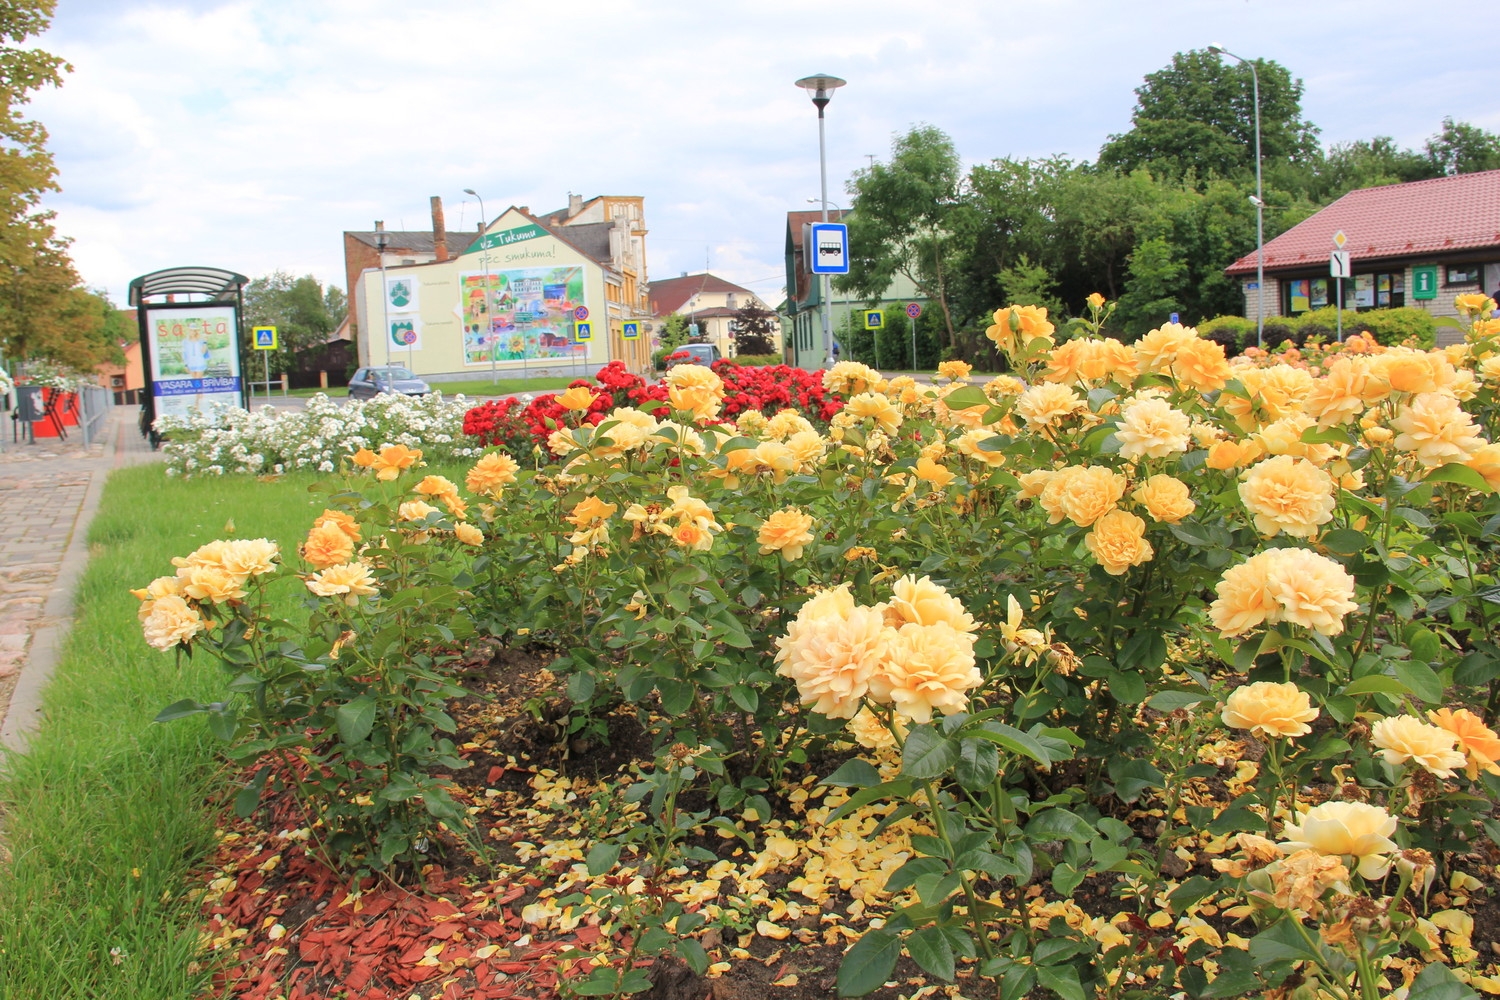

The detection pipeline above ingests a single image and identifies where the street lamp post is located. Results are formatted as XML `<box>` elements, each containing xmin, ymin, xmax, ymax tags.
<box><xmin>1209</xmin><ymin>44</ymin><xmax>1264</xmax><ymax>349</ymax></box>
<box><xmin>795</xmin><ymin>73</ymin><xmax>846</xmax><ymax>367</ymax></box>
<box><xmin>374</xmin><ymin>229</ymin><xmax>390</xmax><ymax>368</ymax></box>
<box><xmin>464</xmin><ymin>188</ymin><xmax>497</xmax><ymax>384</ymax></box>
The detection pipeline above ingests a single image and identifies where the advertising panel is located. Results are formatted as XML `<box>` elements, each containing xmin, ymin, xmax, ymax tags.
<box><xmin>459</xmin><ymin>265</ymin><xmax>586</xmax><ymax>366</ymax></box>
<box><xmin>145</xmin><ymin>305</ymin><xmax>242</xmax><ymax>418</ymax></box>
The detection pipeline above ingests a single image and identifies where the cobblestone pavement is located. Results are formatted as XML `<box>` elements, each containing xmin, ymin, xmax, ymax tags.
<box><xmin>0</xmin><ymin>410</ymin><xmax>162</xmax><ymax>746</ymax></box>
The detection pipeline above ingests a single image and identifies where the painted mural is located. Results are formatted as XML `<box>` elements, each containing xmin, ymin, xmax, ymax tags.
<box><xmin>459</xmin><ymin>265</ymin><xmax>587</xmax><ymax>366</ymax></box>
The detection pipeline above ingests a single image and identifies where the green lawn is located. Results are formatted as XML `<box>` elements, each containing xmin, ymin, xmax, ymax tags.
<box><xmin>280</xmin><ymin>375</ymin><xmax>576</xmax><ymax>399</ymax></box>
<box><xmin>0</xmin><ymin>463</ymin><xmax>473</xmax><ymax>999</ymax></box>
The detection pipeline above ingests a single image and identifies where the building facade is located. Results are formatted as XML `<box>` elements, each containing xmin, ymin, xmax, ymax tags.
<box><xmin>1226</xmin><ymin>170</ymin><xmax>1500</xmax><ymax>344</ymax></box>
<box><xmin>349</xmin><ymin>195</ymin><xmax>653</xmax><ymax>379</ymax></box>
<box><xmin>647</xmin><ymin>272</ymin><xmax>776</xmax><ymax>358</ymax></box>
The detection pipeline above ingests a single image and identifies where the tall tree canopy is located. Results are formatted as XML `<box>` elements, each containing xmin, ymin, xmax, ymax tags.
<box><xmin>244</xmin><ymin>271</ymin><xmax>340</xmax><ymax>367</ymax></box>
<box><xmin>840</xmin><ymin>124</ymin><xmax>965</xmax><ymax>352</ymax></box>
<box><xmin>1098</xmin><ymin>49</ymin><xmax>1320</xmax><ymax>183</ymax></box>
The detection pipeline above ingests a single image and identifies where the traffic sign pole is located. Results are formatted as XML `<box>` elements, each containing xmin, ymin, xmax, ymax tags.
<box><xmin>1332</xmin><ymin>231</ymin><xmax>1348</xmax><ymax>343</ymax></box>
<box><xmin>905</xmin><ymin>302</ymin><xmax>923</xmax><ymax>370</ymax></box>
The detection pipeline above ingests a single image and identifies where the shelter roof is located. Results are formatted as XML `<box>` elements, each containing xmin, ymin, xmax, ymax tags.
<box><xmin>128</xmin><ymin>266</ymin><xmax>248</xmax><ymax>306</ymax></box>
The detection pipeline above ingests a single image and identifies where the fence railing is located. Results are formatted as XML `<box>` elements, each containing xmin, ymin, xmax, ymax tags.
<box><xmin>77</xmin><ymin>385</ymin><xmax>113</xmax><ymax>445</ymax></box>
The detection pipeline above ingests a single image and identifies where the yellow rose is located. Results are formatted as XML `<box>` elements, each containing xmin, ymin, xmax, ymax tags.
<box><xmin>1305</xmin><ymin>357</ymin><xmax>1371</xmax><ymax>429</ymax></box>
<box><xmin>953</xmin><ymin>428</ymin><xmax>1006</xmax><ymax>467</ymax></box>
<box><xmin>1463</xmin><ymin>442</ymin><xmax>1500</xmax><ymax>492</ymax></box>
<box><xmin>1132</xmin><ymin>475</ymin><xmax>1195</xmax><ymax>523</ymax></box>
<box><xmin>774</xmin><ymin>585</ymin><xmax>890</xmax><ymax>719</ymax></box>
<box><xmin>1238</xmin><ymin>455</ymin><xmax>1336</xmax><ymax>538</ymax></box>
<box><xmin>1221</xmin><ymin>681</ymin><xmax>1318</xmax><ymax>739</ymax></box>
<box><xmin>371</xmin><ymin>444</ymin><xmax>422</xmax><ymax>481</ymax></box>
<box><xmin>218</xmin><ymin>538</ymin><xmax>280</xmax><ymax>579</ymax></box>
<box><xmin>313</xmin><ymin>509</ymin><xmax>361</xmax><ymax>542</ymax></box>
<box><xmin>1211</xmin><ymin>548</ymin><xmax>1358</xmax><ymax>637</ymax></box>
<box><xmin>844</xmin><ymin>392</ymin><xmax>903</xmax><ymax>435</ymax></box>
<box><xmin>566</xmin><ymin>496</ymin><xmax>618</xmax><ymax>528</ymax></box>
<box><xmin>664</xmin><ymin>364</ymin><xmax>724</xmax><ymax>422</ymax></box>
<box><xmin>1455</xmin><ymin>292</ymin><xmax>1496</xmax><ymax>317</ymax></box>
<box><xmin>822</xmin><ymin>361</ymin><xmax>884</xmax><ymax>396</ymax></box>
<box><xmin>306</xmin><ymin>561</ymin><xmax>379</xmax><ymax>606</ymax></box>
<box><xmin>466</xmin><ymin>452</ymin><xmax>520</xmax><ymax>497</ymax></box>
<box><xmin>1083</xmin><ymin>509</ymin><xmax>1153</xmax><ymax>575</ymax></box>
<box><xmin>937</xmin><ymin>360</ymin><xmax>972</xmax><ymax>382</ymax></box>
<box><xmin>1370</xmin><ymin>716</ymin><xmax>1466</xmax><ymax>777</ymax></box>
<box><xmin>555</xmin><ymin>385</ymin><xmax>599</xmax><ymax>411</ymax></box>
<box><xmin>454</xmin><ymin>522</ymin><xmax>484</xmax><ymax>546</ymax></box>
<box><xmin>1134</xmin><ymin>323</ymin><xmax>1196</xmax><ymax>373</ymax></box>
<box><xmin>1057</xmin><ymin>465</ymin><xmax>1127</xmax><ymax>528</ymax></box>
<box><xmin>1208</xmin><ymin>553</ymin><xmax>1276</xmax><ymax>637</ymax></box>
<box><xmin>141</xmin><ymin>595</ymin><xmax>205</xmax><ymax>650</ymax></box>
<box><xmin>765</xmin><ymin>408</ymin><xmax>816</xmax><ymax>440</ymax></box>
<box><xmin>758</xmin><ymin>508</ymin><xmax>815</xmax><ymax>562</ymax></box>
<box><xmin>986</xmin><ymin>304</ymin><xmax>1055</xmax><ymax>354</ymax></box>
<box><xmin>398</xmin><ymin>499</ymin><xmax>439</xmax><ymax>523</ymax></box>
<box><xmin>594</xmin><ymin>407</ymin><xmax>658</xmax><ymax>455</ymax></box>
<box><xmin>351</xmin><ymin>447</ymin><xmax>377</xmax><ymax>469</ymax></box>
<box><xmin>1280</xmin><ymin>801</ymin><xmax>1399</xmax><ymax>879</ymax></box>
<box><xmin>414</xmin><ymin>474</ymin><xmax>459</xmax><ymax>499</ymax></box>
<box><xmin>1086</xmin><ymin>292</ymin><xmax>1106</xmax><ymax>310</ymax></box>
<box><xmin>1205</xmin><ymin>439</ymin><xmax>1262</xmax><ymax>471</ymax></box>
<box><xmin>914</xmin><ymin>455</ymin><xmax>956</xmax><ymax>490</ymax></box>
<box><xmin>302</xmin><ymin>520</ymin><xmax>355</xmax><ymax>570</ymax></box>
<box><xmin>1171</xmin><ymin>338</ymin><xmax>1232</xmax><ymax>392</ymax></box>
<box><xmin>1014</xmin><ymin>382</ymin><xmax>1083</xmax><ymax>428</ymax></box>
<box><xmin>1115</xmin><ymin>396</ymin><xmax>1192</xmax><ymax>461</ymax></box>
<box><xmin>176</xmin><ymin>564</ymin><xmax>247</xmax><ymax>604</ymax></box>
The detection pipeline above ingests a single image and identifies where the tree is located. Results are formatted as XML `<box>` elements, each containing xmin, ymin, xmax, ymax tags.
<box><xmin>1098</xmin><ymin>49</ymin><xmax>1320</xmax><ymax>184</ymax></box>
<box><xmin>244</xmin><ymin>271</ymin><xmax>337</xmax><ymax>372</ymax></box>
<box><xmin>840</xmin><ymin>125</ymin><xmax>965</xmax><ymax>353</ymax></box>
<box><xmin>1425</xmin><ymin>117</ymin><xmax>1500</xmax><ymax>176</ymax></box>
<box><xmin>731</xmin><ymin>300</ymin><xmax>777</xmax><ymax>355</ymax></box>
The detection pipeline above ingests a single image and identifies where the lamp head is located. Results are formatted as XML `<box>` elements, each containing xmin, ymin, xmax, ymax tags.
<box><xmin>1248</xmin><ymin>195</ymin><xmax>1264</xmax><ymax>208</ymax></box>
<box><xmin>374</xmin><ymin>231</ymin><xmax>389</xmax><ymax>252</ymax></box>
<box><xmin>463</xmin><ymin>188</ymin><xmax>477</xmax><ymax>197</ymax></box>
<box><xmin>795</xmin><ymin>73</ymin><xmax>846</xmax><ymax>112</ymax></box>
<box><xmin>1207</xmin><ymin>43</ymin><xmax>1225</xmax><ymax>54</ymax></box>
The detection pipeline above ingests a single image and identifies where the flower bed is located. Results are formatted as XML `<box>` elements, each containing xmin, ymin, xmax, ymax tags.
<box><xmin>141</xmin><ymin>295</ymin><xmax>1500</xmax><ymax>999</ymax></box>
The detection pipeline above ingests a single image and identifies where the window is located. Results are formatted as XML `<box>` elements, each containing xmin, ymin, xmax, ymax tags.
<box><xmin>1446</xmin><ymin>264</ymin><xmax>1482</xmax><ymax>285</ymax></box>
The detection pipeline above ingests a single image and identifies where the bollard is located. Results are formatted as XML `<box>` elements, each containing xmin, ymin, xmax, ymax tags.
<box><xmin>319</xmin><ymin>370</ymin><xmax>328</xmax><ymax>389</ymax></box>
<box><xmin>280</xmin><ymin>374</ymin><xmax>289</xmax><ymax>396</ymax></box>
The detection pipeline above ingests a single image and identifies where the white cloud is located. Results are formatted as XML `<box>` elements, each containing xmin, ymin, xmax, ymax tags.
<box><xmin>27</xmin><ymin>0</ymin><xmax>1500</xmax><ymax>310</ymax></box>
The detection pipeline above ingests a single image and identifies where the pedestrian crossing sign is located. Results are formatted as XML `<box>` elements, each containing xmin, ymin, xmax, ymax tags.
<box><xmin>864</xmin><ymin>309</ymin><xmax>884</xmax><ymax>330</ymax></box>
<box><xmin>622</xmin><ymin>320</ymin><xmax>640</xmax><ymax>340</ymax></box>
<box><xmin>575</xmin><ymin>321</ymin><xmax>593</xmax><ymax>341</ymax></box>
<box><xmin>253</xmin><ymin>326</ymin><xmax>278</xmax><ymax>350</ymax></box>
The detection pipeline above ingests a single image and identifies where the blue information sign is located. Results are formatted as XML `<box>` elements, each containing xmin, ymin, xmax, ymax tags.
<box><xmin>808</xmin><ymin>223</ymin><xmax>849</xmax><ymax>275</ymax></box>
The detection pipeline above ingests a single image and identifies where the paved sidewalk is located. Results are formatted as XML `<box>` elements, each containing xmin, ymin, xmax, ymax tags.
<box><xmin>0</xmin><ymin>408</ymin><xmax>162</xmax><ymax>750</ymax></box>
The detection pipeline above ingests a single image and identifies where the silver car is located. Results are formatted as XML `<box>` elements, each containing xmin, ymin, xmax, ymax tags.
<box><xmin>347</xmin><ymin>366</ymin><xmax>431</xmax><ymax>400</ymax></box>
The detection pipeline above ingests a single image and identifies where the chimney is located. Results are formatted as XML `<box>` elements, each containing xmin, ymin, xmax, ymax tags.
<box><xmin>569</xmin><ymin>193</ymin><xmax>583</xmax><ymax>216</ymax></box>
<box><xmin>374</xmin><ymin>220</ymin><xmax>385</xmax><ymax>231</ymax></box>
<box><xmin>430</xmin><ymin>196</ymin><xmax>449</xmax><ymax>261</ymax></box>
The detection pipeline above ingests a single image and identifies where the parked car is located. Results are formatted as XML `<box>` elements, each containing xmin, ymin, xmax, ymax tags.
<box><xmin>663</xmin><ymin>343</ymin><xmax>721</xmax><ymax>368</ymax></box>
<box><xmin>347</xmin><ymin>366</ymin><xmax>431</xmax><ymax>400</ymax></box>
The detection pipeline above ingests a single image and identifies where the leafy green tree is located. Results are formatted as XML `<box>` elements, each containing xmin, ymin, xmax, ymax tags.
<box><xmin>244</xmin><ymin>271</ymin><xmax>337</xmax><ymax>372</ymax></box>
<box><xmin>1425</xmin><ymin>117</ymin><xmax>1500</xmax><ymax>175</ymax></box>
<box><xmin>1098</xmin><ymin>49</ymin><xmax>1320</xmax><ymax>184</ymax></box>
<box><xmin>840</xmin><ymin>125</ymin><xmax>965</xmax><ymax>353</ymax></box>
<box><xmin>996</xmin><ymin>254</ymin><xmax>1064</xmax><ymax>322</ymax></box>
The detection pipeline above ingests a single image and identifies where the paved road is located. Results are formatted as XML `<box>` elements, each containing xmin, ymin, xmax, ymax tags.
<box><xmin>0</xmin><ymin>407</ymin><xmax>162</xmax><ymax>749</ymax></box>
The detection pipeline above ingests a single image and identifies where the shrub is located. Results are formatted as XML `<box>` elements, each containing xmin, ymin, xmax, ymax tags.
<box><xmin>1197</xmin><ymin>314</ymin><xmax>1254</xmax><ymax>355</ymax></box>
<box><xmin>727</xmin><ymin>353</ymin><xmax>782</xmax><ymax>367</ymax></box>
<box><xmin>1347</xmin><ymin>306</ymin><xmax>1438</xmax><ymax>348</ymax></box>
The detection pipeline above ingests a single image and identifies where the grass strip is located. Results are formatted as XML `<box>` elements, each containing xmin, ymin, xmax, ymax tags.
<box><xmin>0</xmin><ymin>464</ymin><xmax>369</xmax><ymax>999</ymax></box>
<box><xmin>281</xmin><ymin>375</ymin><xmax>576</xmax><ymax>399</ymax></box>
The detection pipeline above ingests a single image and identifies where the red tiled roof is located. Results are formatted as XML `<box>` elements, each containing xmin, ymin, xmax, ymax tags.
<box><xmin>1226</xmin><ymin>169</ymin><xmax>1500</xmax><ymax>275</ymax></box>
<box><xmin>648</xmin><ymin>272</ymin><xmax>755</xmax><ymax>317</ymax></box>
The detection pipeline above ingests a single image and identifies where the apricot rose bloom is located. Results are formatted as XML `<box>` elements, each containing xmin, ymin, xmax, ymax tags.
<box><xmin>1055</xmin><ymin>465</ymin><xmax>1128</xmax><ymax>528</ymax></box>
<box><xmin>306</xmin><ymin>561</ymin><xmax>379</xmax><ymax>606</ymax></box>
<box><xmin>986</xmin><ymin>305</ymin><xmax>1055</xmax><ymax>354</ymax></box>
<box><xmin>844</xmin><ymin>393</ymin><xmax>903</xmax><ymax>435</ymax></box>
<box><xmin>887</xmin><ymin>574</ymin><xmax>978</xmax><ymax>633</ymax></box>
<box><xmin>822</xmin><ymin>361</ymin><xmax>884</xmax><ymax>396</ymax></box>
<box><xmin>177</xmin><ymin>564</ymin><xmax>247</xmax><ymax>604</ymax></box>
<box><xmin>1133</xmin><ymin>475</ymin><xmax>1195</xmax><ymax>523</ymax></box>
<box><xmin>664</xmin><ymin>364</ymin><xmax>723</xmax><ymax>422</ymax></box>
<box><xmin>1014</xmin><ymin>382</ymin><xmax>1084</xmax><ymax>428</ymax></box>
<box><xmin>302</xmin><ymin>520</ymin><xmax>356</xmax><ymax>570</ymax></box>
<box><xmin>142</xmin><ymin>595</ymin><xmax>206</xmax><ymax>651</ymax></box>
<box><xmin>1083</xmin><ymin>509</ymin><xmax>1153</xmax><ymax>575</ymax></box>
<box><xmin>398</xmin><ymin>500</ymin><xmax>439</xmax><ymax>523</ymax></box>
<box><xmin>1280</xmin><ymin>801</ymin><xmax>1399</xmax><ymax>879</ymax></box>
<box><xmin>1209</xmin><ymin>548</ymin><xmax>1358</xmax><ymax>637</ymax></box>
<box><xmin>370</xmin><ymin>444</ymin><xmax>422</xmax><ymax>481</ymax></box>
<box><xmin>1455</xmin><ymin>292</ymin><xmax>1497</xmax><ymax>317</ymax></box>
<box><xmin>1390</xmin><ymin>391</ymin><xmax>1486</xmax><ymax>468</ymax></box>
<box><xmin>869</xmin><ymin>621</ymin><xmax>982</xmax><ymax>723</ymax></box>
<box><xmin>1221</xmin><ymin>681</ymin><xmax>1319</xmax><ymax>739</ymax></box>
<box><xmin>466</xmin><ymin>452</ymin><xmax>520</xmax><ymax>497</ymax></box>
<box><xmin>454</xmin><ymin>522</ymin><xmax>485</xmax><ymax>546</ymax></box>
<box><xmin>1428</xmin><ymin>708</ymin><xmax>1500</xmax><ymax>778</ymax></box>
<box><xmin>953</xmin><ymin>428</ymin><xmax>1006</xmax><ymax>467</ymax></box>
<box><xmin>313</xmin><ymin>509</ymin><xmax>361</xmax><ymax>542</ymax></box>
<box><xmin>774</xmin><ymin>584</ymin><xmax>890</xmax><ymax>719</ymax></box>
<box><xmin>1170</xmin><ymin>338</ymin><xmax>1232</xmax><ymax>392</ymax></box>
<box><xmin>758</xmin><ymin>507</ymin><xmax>816</xmax><ymax>562</ymax></box>
<box><xmin>1115</xmin><ymin>396</ymin><xmax>1192</xmax><ymax>460</ymax></box>
<box><xmin>1370</xmin><ymin>716</ymin><xmax>1466</xmax><ymax>778</ymax></box>
<box><xmin>1238</xmin><ymin>455</ymin><xmax>1336</xmax><ymax>538</ymax></box>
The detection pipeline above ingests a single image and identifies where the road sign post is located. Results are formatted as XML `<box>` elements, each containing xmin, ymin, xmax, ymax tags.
<box><xmin>252</xmin><ymin>326</ymin><xmax>278</xmax><ymax>399</ymax></box>
<box><xmin>1332</xmin><ymin>231</ymin><xmax>1350</xmax><ymax>342</ymax></box>
<box><xmin>905</xmin><ymin>302</ymin><xmax>922</xmax><ymax>369</ymax></box>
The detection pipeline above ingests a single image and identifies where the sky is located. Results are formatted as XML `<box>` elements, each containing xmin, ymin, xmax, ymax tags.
<box><xmin>29</xmin><ymin>0</ymin><xmax>1499</xmax><ymax>313</ymax></box>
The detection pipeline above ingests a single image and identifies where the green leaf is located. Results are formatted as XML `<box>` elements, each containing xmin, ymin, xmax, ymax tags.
<box><xmin>1248</xmin><ymin>916</ymin><xmax>1324</xmax><ymax>965</ymax></box>
<box><xmin>1108</xmin><ymin>758</ymin><xmax>1165</xmax><ymax>804</ymax></box>
<box><xmin>906</xmin><ymin>925</ymin><xmax>956</xmax><ymax>980</ymax></box>
<box><xmin>1025</xmin><ymin>808</ymin><xmax>1094</xmax><ymax>844</ymax></box>
<box><xmin>1423</xmin><ymin>463</ymin><xmax>1493</xmax><ymax>493</ymax></box>
<box><xmin>1035</xmin><ymin>963</ymin><xmax>1086</xmax><ymax>1000</ymax></box>
<box><xmin>1342</xmin><ymin>674</ymin><xmax>1411</xmax><ymax>697</ymax></box>
<box><xmin>901</xmin><ymin>725</ymin><xmax>959</xmax><ymax>779</ymax></box>
<box><xmin>585</xmin><ymin>842</ymin><xmax>620</xmax><ymax>876</ymax></box>
<box><xmin>1166</xmin><ymin>875</ymin><xmax>1216</xmax><ymax>913</ymax></box>
<box><xmin>675</xmin><ymin>938</ymin><xmax>709</xmax><ymax>976</ymax></box>
<box><xmin>1199</xmin><ymin>949</ymin><xmax>1262</xmax><ymax>998</ymax></box>
<box><xmin>1146</xmin><ymin>689</ymin><xmax>1208</xmax><ymax>712</ymax></box>
<box><xmin>1407</xmin><ymin>963</ymin><xmax>1479</xmax><ymax>1000</ymax></box>
<box><xmin>971</xmin><ymin>722</ymin><xmax>1051</xmax><ymax>766</ymax></box>
<box><xmin>1321</xmin><ymin>527</ymin><xmax>1371</xmax><ymax>555</ymax></box>
<box><xmin>1394</xmin><ymin>659</ymin><xmax>1445</xmax><ymax>705</ymax></box>
<box><xmin>943</xmin><ymin>385</ymin><xmax>991</xmax><ymax>410</ymax></box>
<box><xmin>154</xmin><ymin>698</ymin><xmax>211</xmax><ymax>723</ymax></box>
<box><xmin>822</xmin><ymin>758</ymin><xmax>882</xmax><ymax>789</ymax></box>
<box><xmin>837</xmin><ymin>926</ymin><xmax>900</xmax><ymax>996</ymax></box>
<box><xmin>955</xmin><ymin>737</ymin><xmax>1001</xmax><ymax>791</ymax></box>
<box><xmin>884</xmin><ymin>856</ymin><xmax>947</xmax><ymax>893</ymax></box>
<box><xmin>335</xmin><ymin>693</ymin><xmax>377</xmax><ymax>744</ymax></box>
